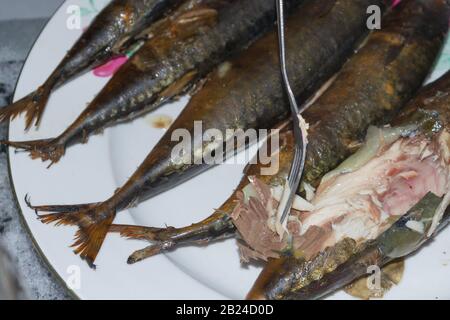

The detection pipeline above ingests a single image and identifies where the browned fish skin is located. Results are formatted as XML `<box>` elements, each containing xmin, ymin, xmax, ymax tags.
<box><xmin>27</xmin><ymin>0</ymin><xmax>380</xmax><ymax>267</ymax></box>
<box><xmin>393</xmin><ymin>69</ymin><xmax>450</xmax><ymax>132</ymax></box>
<box><xmin>112</xmin><ymin>0</ymin><xmax>450</xmax><ymax>263</ymax></box>
<box><xmin>248</xmin><ymin>66</ymin><xmax>450</xmax><ymax>302</ymax></box>
<box><xmin>0</xmin><ymin>0</ymin><xmax>182</xmax><ymax>129</ymax></box>
<box><xmin>3</xmin><ymin>0</ymin><xmax>304</xmax><ymax>163</ymax></box>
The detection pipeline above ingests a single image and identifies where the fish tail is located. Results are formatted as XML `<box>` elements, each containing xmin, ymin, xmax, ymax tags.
<box><xmin>127</xmin><ymin>244</ymin><xmax>167</xmax><ymax>264</ymax></box>
<box><xmin>0</xmin><ymin>93</ymin><xmax>34</xmax><ymax>124</ymax></box>
<box><xmin>110</xmin><ymin>224</ymin><xmax>177</xmax><ymax>264</ymax></box>
<box><xmin>110</xmin><ymin>212</ymin><xmax>234</xmax><ymax>263</ymax></box>
<box><xmin>27</xmin><ymin>198</ymin><xmax>115</xmax><ymax>268</ymax></box>
<box><xmin>109</xmin><ymin>224</ymin><xmax>163</xmax><ymax>241</ymax></box>
<box><xmin>1</xmin><ymin>138</ymin><xmax>65</xmax><ymax>164</ymax></box>
<box><xmin>0</xmin><ymin>82</ymin><xmax>53</xmax><ymax>129</ymax></box>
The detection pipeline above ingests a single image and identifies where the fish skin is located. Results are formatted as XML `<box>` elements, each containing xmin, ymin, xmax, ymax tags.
<box><xmin>247</xmin><ymin>70</ymin><xmax>450</xmax><ymax>301</ymax></box>
<box><xmin>3</xmin><ymin>0</ymin><xmax>305</xmax><ymax>163</ymax></box>
<box><xmin>0</xmin><ymin>0</ymin><xmax>182</xmax><ymax>129</ymax></box>
<box><xmin>302</xmin><ymin>0</ymin><xmax>450</xmax><ymax>187</ymax></box>
<box><xmin>393</xmin><ymin>70</ymin><xmax>450</xmax><ymax>132</ymax></box>
<box><xmin>28</xmin><ymin>0</ymin><xmax>382</xmax><ymax>266</ymax></box>
<box><xmin>111</xmin><ymin>0</ymin><xmax>450</xmax><ymax>263</ymax></box>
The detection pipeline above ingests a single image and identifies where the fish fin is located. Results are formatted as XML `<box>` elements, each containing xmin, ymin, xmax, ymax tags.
<box><xmin>132</xmin><ymin>4</ymin><xmax>218</xmax><ymax>43</ymax></box>
<box><xmin>72</xmin><ymin>214</ymin><xmax>115</xmax><ymax>268</ymax></box>
<box><xmin>114</xmin><ymin>213</ymin><xmax>233</xmax><ymax>263</ymax></box>
<box><xmin>0</xmin><ymin>84</ymin><xmax>52</xmax><ymax>129</ymax></box>
<box><xmin>110</xmin><ymin>226</ymin><xmax>174</xmax><ymax>262</ymax></box>
<box><xmin>0</xmin><ymin>93</ymin><xmax>34</xmax><ymax>123</ymax></box>
<box><xmin>157</xmin><ymin>70</ymin><xmax>198</xmax><ymax>102</ymax></box>
<box><xmin>127</xmin><ymin>243</ymin><xmax>170</xmax><ymax>264</ymax></box>
<box><xmin>1</xmin><ymin>138</ymin><xmax>65</xmax><ymax>164</ymax></box>
<box><xmin>25</xmin><ymin>196</ymin><xmax>99</xmax><ymax>214</ymax></box>
<box><xmin>170</xmin><ymin>7</ymin><xmax>218</xmax><ymax>39</ymax></box>
<box><xmin>29</xmin><ymin>198</ymin><xmax>115</xmax><ymax>268</ymax></box>
<box><xmin>109</xmin><ymin>224</ymin><xmax>163</xmax><ymax>241</ymax></box>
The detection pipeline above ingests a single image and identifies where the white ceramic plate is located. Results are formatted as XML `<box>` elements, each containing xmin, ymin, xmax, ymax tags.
<box><xmin>8</xmin><ymin>0</ymin><xmax>450</xmax><ymax>300</ymax></box>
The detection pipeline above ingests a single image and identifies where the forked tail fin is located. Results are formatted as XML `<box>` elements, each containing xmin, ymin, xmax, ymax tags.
<box><xmin>1</xmin><ymin>138</ymin><xmax>64</xmax><ymax>165</ymax></box>
<box><xmin>109</xmin><ymin>224</ymin><xmax>175</xmax><ymax>264</ymax></box>
<box><xmin>109</xmin><ymin>215</ymin><xmax>235</xmax><ymax>264</ymax></box>
<box><xmin>27</xmin><ymin>199</ymin><xmax>115</xmax><ymax>268</ymax></box>
<box><xmin>0</xmin><ymin>83</ymin><xmax>53</xmax><ymax>129</ymax></box>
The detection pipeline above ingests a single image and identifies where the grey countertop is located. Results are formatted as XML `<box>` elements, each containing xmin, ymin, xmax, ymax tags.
<box><xmin>0</xmin><ymin>16</ymin><xmax>70</xmax><ymax>299</ymax></box>
<box><xmin>0</xmin><ymin>0</ymin><xmax>63</xmax><ymax>21</ymax></box>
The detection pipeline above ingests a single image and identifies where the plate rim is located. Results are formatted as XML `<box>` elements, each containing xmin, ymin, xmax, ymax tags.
<box><xmin>6</xmin><ymin>0</ymin><xmax>80</xmax><ymax>300</ymax></box>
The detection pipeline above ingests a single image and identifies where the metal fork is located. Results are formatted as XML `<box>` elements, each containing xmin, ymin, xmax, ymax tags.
<box><xmin>275</xmin><ymin>0</ymin><xmax>308</xmax><ymax>226</ymax></box>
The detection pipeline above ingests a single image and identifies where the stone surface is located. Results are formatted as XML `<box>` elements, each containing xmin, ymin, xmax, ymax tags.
<box><xmin>0</xmin><ymin>18</ymin><xmax>71</xmax><ymax>300</ymax></box>
<box><xmin>0</xmin><ymin>0</ymin><xmax>63</xmax><ymax>21</ymax></box>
